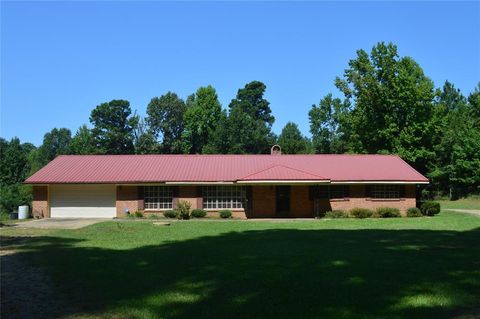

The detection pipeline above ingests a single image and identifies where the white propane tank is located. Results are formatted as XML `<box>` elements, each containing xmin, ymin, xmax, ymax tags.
<box><xmin>18</xmin><ymin>205</ymin><xmax>29</xmax><ymax>219</ymax></box>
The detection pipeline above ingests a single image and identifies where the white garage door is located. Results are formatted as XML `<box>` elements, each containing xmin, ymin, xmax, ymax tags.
<box><xmin>50</xmin><ymin>185</ymin><xmax>116</xmax><ymax>218</ymax></box>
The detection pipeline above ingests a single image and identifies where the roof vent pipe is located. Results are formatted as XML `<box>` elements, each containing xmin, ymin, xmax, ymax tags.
<box><xmin>271</xmin><ymin>145</ymin><xmax>281</xmax><ymax>155</ymax></box>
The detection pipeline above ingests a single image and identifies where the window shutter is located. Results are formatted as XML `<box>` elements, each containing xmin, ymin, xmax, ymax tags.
<box><xmin>399</xmin><ymin>185</ymin><xmax>405</xmax><ymax>198</ymax></box>
<box><xmin>173</xmin><ymin>186</ymin><xmax>179</xmax><ymax>197</ymax></box>
<box><xmin>196</xmin><ymin>186</ymin><xmax>203</xmax><ymax>209</ymax></box>
<box><xmin>137</xmin><ymin>186</ymin><xmax>145</xmax><ymax>210</ymax></box>
<box><xmin>366</xmin><ymin>185</ymin><xmax>373</xmax><ymax>198</ymax></box>
<box><xmin>245</xmin><ymin>186</ymin><xmax>253</xmax><ymax>216</ymax></box>
<box><xmin>343</xmin><ymin>185</ymin><xmax>350</xmax><ymax>198</ymax></box>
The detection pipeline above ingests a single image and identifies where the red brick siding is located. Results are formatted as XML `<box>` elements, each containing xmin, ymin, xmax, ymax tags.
<box><xmin>290</xmin><ymin>186</ymin><xmax>314</xmax><ymax>217</ymax></box>
<box><xmin>329</xmin><ymin>185</ymin><xmax>416</xmax><ymax>215</ymax></box>
<box><xmin>252</xmin><ymin>186</ymin><xmax>276</xmax><ymax>218</ymax></box>
<box><xmin>32</xmin><ymin>186</ymin><xmax>49</xmax><ymax>218</ymax></box>
<box><xmin>116</xmin><ymin>186</ymin><xmax>138</xmax><ymax>217</ymax></box>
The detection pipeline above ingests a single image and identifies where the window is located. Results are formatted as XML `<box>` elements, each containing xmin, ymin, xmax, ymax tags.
<box><xmin>371</xmin><ymin>185</ymin><xmax>400</xmax><ymax>199</ymax></box>
<box><xmin>310</xmin><ymin>185</ymin><xmax>349</xmax><ymax>199</ymax></box>
<box><xmin>144</xmin><ymin>186</ymin><xmax>173</xmax><ymax>210</ymax></box>
<box><xmin>203</xmin><ymin>186</ymin><xmax>246</xmax><ymax>209</ymax></box>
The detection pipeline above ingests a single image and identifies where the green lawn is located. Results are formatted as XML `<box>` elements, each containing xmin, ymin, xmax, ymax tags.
<box><xmin>437</xmin><ymin>197</ymin><xmax>480</xmax><ymax>210</ymax></box>
<box><xmin>1</xmin><ymin>211</ymin><xmax>480</xmax><ymax>319</ymax></box>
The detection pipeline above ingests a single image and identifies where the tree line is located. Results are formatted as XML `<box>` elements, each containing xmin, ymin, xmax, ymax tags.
<box><xmin>1</xmin><ymin>42</ymin><xmax>479</xmax><ymax>214</ymax></box>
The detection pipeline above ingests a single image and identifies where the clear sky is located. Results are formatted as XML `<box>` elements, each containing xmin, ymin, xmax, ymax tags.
<box><xmin>1</xmin><ymin>1</ymin><xmax>479</xmax><ymax>146</ymax></box>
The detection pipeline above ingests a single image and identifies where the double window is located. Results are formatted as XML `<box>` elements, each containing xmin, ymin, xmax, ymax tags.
<box><xmin>144</xmin><ymin>186</ymin><xmax>173</xmax><ymax>210</ymax></box>
<box><xmin>203</xmin><ymin>185</ymin><xmax>246</xmax><ymax>209</ymax></box>
<box><xmin>370</xmin><ymin>185</ymin><xmax>401</xmax><ymax>199</ymax></box>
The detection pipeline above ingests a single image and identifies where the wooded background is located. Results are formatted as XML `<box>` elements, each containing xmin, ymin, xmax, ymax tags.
<box><xmin>1</xmin><ymin>42</ymin><xmax>479</xmax><ymax>214</ymax></box>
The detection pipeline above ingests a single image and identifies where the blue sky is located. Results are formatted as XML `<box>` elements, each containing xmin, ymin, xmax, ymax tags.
<box><xmin>1</xmin><ymin>1</ymin><xmax>479</xmax><ymax>146</ymax></box>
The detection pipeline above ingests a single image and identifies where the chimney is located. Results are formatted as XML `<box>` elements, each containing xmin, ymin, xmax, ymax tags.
<box><xmin>271</xmin><ymin>145</ymin><xmax>282</xmax><ymax>155</ymax></box>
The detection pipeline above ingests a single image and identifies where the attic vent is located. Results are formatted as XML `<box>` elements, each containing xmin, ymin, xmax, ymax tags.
<box><xmin>271</xmin><ymin>145</ymin><xmax>282</xmax><ymax>155</ymax></box>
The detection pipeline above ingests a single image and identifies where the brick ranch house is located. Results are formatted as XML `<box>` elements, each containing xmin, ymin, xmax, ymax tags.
<box><xmin>25</xmin><ymin>152</ymin><xmax>428</xmax><ymax>219</ymax></box>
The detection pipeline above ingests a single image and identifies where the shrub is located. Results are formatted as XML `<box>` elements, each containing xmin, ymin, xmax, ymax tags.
<box><xmin>325</xmin><ymin>210</ymin><xmax>348</xmax><ymax>218</ymax></box>
<box><xmin>191</xmin><ymin>209</ymin><xmax>207</xmax><ymax>218</ymax></box>
<box><xmin>421</xmin><ymin>201</ymin><xmax>441</xmax><ymax>216</ymax></box>
<box><xmin>219</xmin><ymin>210</ymin><xmax>232</xmax><ymax>219</ymax></box>
<box><xmin>376</xmin><ymin>207</ymin><xmax>401</xmax><ymax>218</ymax></box>
<box><xmin>406</xmin><ymin>207</ymin><xmax>422</xmax><ymax>217</ymax></box>
<box><xmin>177</xmin><ymin>200</ymin><xmax>192</xmax><ymax>220</ymax></box>
<box><xmin>134</xmin><ymin>211</ymin><xmax>144</xmax><ymax>218</ymax></box>
<box><xmin>350</xmin><ymin>208</ymin><xmax>374</xmax><ymax>219</ymax></box>
<box><xmin>163</xmin><ymin>210</ymin><xmax>178</xmax><ymax>218</ymax></box>
<box><xmin>147</xmin><ymin>214</ymin><xmax>161</xmax><ymax>219</ymax></box>
<box><xmin>126</xmin><ymin>213</ymin><xmax>135</xmax><ymax>219</ymax></box>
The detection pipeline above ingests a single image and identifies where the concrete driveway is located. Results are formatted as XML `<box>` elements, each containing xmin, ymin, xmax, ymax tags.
<box><xmin>13</xmin><ymin>218</ymin><xmax>108</xmax><ymax>229</ymax></box>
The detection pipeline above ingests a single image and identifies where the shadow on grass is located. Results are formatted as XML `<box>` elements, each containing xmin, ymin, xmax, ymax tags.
<box><xmin>2</xmin><ymin>227</ymin><xmax>480</xmax><ymax>319</ymax></box>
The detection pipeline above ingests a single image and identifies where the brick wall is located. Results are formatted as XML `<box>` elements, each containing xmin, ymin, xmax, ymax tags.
<box><xmin>32</xmin><ymin>186</ymin><xmax>49</xmax><ymax>218</ymax></box>
<box><xmin>290</xmin><ymin>186</ymin><xmax>314</xmax><ymax>217</ymax></box>
<box><xmin>252</xmin><ymin>185</ymin><xmax>276</xmax><ymax>217</ymax></box>
<box><xmin>116</xmin><ymin>186</ymin><xmax>139</xmax><ymax>218</ymax></box>
<box><xmin>329</xmin><ymin>185</ymin><xmax>416</xmax><ymax>215</ymax></box>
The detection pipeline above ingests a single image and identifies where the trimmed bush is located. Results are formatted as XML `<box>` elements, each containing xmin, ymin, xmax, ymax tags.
<box><xmin>406</xmin><ymin>207</ymin><xmax>422</xmax><ymax>217</ymax></box>
<box><xmin>219</xmin><ymin>210</ymin><xmax>232</xmax><ymax>219</ymax></box>
<box><xmin>325</xmin><ymin>210</ymin><xmax>348</xmax><ymax>218</ymax></box>
<box><xmin>191</xmin><ymin>209</ymin><xmax>207</xmax><ymax>218</ymax></box>
<box><xmin>421</xmin><ymin>201</ymin><xmax>441</xmax><ymax>216</ymax></box>
<box><xmin>177</xmin><ymin>200</ymin><xmax>192</xmax><ymax>220</ymax></box>
<box><xmin>134</xmin><ymin>211</ymin><xmax>144</xmax><ymax>218</ymax></box>
<box><xmin>350</xmin><ymin>208</ymin><xmax>374</xmax><ymax>219</ymax></box>
<box><xmin>376</xmin><ymin>207</ymin><xmax>401</xmax><ymax>218</ymax></box>
<box><xmin>163</xmin><ymin>210</ymin><xmax>178</xmax><ymax>219</ymax></box>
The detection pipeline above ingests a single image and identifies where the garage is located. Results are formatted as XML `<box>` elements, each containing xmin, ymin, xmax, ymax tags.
<box><xmin>50</xmin><ymin>185</ymin><xmax>116</xmax><ymax>218</ymax></box>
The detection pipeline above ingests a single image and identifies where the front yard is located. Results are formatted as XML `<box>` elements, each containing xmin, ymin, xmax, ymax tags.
<box><xmin>1</xmin><ymin>211</ymin><xmax>480</xmax><ymax>319</ymax></box>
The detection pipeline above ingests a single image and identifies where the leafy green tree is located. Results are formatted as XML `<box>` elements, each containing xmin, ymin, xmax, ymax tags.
<box><xmin>182</xmin><ymin>86</ymin><xmax>223</xmax><ymax>154</ymax></box>
<box><xmin>333</xmin><ymin>42</ymin><xmax>436</xmax><ymax>172</ymax></box>
<box><xmin>222</xmin><ymin>81</ymin><xmax>276</xmax><ymax>154</ymax></box>
<box><xmin>467</xmin><ymin>83</ymin><xmax>480</xmax><ymax>123</ymax></box>
<box><xmin>309</xmin><ymin>94</ymin><xmax>352</xmax><ymax>153</ymax></box>
<box><xmin>0</xmin><ymin>137</ymin><xmax>33</xmax><ymax>214</ymax></box>
<box><xmin>277</xmin><ymin>122</ymin><xmax>311</xmax><ymax>154</ymax></box>
<box><xmin>38</xmin><ymin>128</ymin><xmax>72</xmax><ymax>165</ymax></box>
<box><xmin>146</xmin><ymin>92</ymin><xmax>186</xmax><ymax>153</ymax></box>
<box><xmin>70</xmin><ymin>125</ymin><xmax>98</xmax><ymax>155</ymax></box>
<box><xmin>90</xmin><ymin>99</ymin><xmax>137</xmax><ymax>154</ymax></box>
<box><xmin>133</xmin><ymin>117</ymin><xmax>159</xmax><ymax>154</ymax></box>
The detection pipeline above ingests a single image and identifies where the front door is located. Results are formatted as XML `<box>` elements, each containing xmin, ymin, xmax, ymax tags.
<box><xmin>276</xmin><ymin>186</ymin><xmax>290</xmax><ymax>217</ymax></box>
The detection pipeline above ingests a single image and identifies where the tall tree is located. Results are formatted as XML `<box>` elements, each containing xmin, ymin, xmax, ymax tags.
<box><xmin>182</xmin><ymin>86</ymin><xmax>222</xmax><ymax>154</ymax></box>
<box><xmin>0</xmin><ymin>138</ymin><xmax>33</xmax><ymax>214</ymax></box>
<box><xmin>38</xmin><ymin>128</ymin><xmax>72</xmax><ymax>164</ymax></box>
<box><xmin>133</xmin><ymin>117</ymin><xmax>159</xmax><ymax>154</ymax></box>
<box><xmin>277</xmin><ymin>122</ymin><xmax>311</xmax><ymax>154</ymax></box>
<box><xmin>309</xmin><ymin>94</ymin><xmax>352</xmax><ymax>154</ymax></box>
<box><xmin>223</xmin><ymin>81</ymin><xmax>276</xmax><ymax>154</ymax></box>
<box><xmin>70</xmin><ymin>125</ymin><xmax>97</xmax><ymax>155</ymax></box>
<box><xmin>334</xmin><ymin>42</ymin><xmax>436</xmax><ymax>172</ymax></box>
<box><xmin>90</xmin><ymin>99</ymin><xmax>137</xmax><ymax>154</ymax></box>
<box><xmin>146</xmin><ymin>92</ymin><xmax>186</xmax><ymax>153</ymax></box>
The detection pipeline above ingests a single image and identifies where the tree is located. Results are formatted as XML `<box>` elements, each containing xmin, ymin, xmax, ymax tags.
<box><xmin>309</xmin><ymin>94</ymin><xmax>352</xmax><ymax>154</ymax></box>
<box><xmin>277</xmin><ymin>122</ymin><xmax>311</xmax><ymax>154</ymax></box>
<box><xmin>0</xmin><ymin>137</ymin><xmax>33</xmax><ymax>214</ymax></box>
<box><xmin>222</xmin><ymin>81</ymin><xmax>276</xmax><ymax>154</ymax></box>
<box><xmin>333</xmin><ymin>42</ymin><xmax>436</xmax><ymax>172</ymax></box>
<box><xmin>133</xmin><ymin>117</ymin><xmax>159</xmax><ymax>154</ymax></box>
<box><xmin>90</xmin><ymin>99</ymin><xmax>137</xmax><ymax>154</ymax></box>
<box><xmin>146</xmin><ymin>92</ymin><xmax>186</xmax><ymax>153</ymax></box>
<box><xmin>182</xmin><ymin>86</ymin><xmax>223</xmax><ymax>154</ymax></box>
<box><xmin>70</xmin><ymin>125</ymin><xmax>97</xmax><ymax>155</ymax></box>
<box><xmin>38</xmin><ymin>128</ymin><xmax>72</xmax><ymax>165</ymax></box>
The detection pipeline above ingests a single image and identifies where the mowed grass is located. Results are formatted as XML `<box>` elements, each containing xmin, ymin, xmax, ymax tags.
<box><xmin>1</xmin><ymin>211</ymin><xmax>480</xmax><ymax>319</ymax></box>
<box><xmin>437</xmin><ymin>197</ymin><xmax>480</xmax><ymax>210</ymax></box>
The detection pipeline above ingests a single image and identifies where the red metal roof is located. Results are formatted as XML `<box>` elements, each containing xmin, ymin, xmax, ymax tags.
<box><xmin>25</xmin><ymin>154</ymin><xmax>428</xmax><ymax>184</ymax></box>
